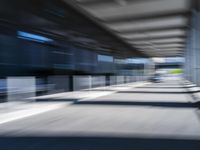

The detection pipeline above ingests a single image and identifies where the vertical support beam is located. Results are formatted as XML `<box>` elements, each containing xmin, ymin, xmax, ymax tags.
<box><xmin>105</xmin><ymin>75</ymin><xmax>110</xmax><ymax>86</ymax></box>
<box><xmin>196</xmin><ymin>12</ymin><xmax>200</xmax><ymax>86</ymax></box>
<box><xmin>185</xmin><ymin>10</ymin><xmax>200</xmax><ymax>85</ymax></box>
<box><xmin>69</xmin><ymin>75</ymin><xmax>74</xmax><ymax>91</ymax></box>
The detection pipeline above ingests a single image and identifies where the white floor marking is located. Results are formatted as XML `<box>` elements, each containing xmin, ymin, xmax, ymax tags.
<box><xmin>0</xmin><ymin>82</ymin><xmax>148</xmax><ymax>124</ymax></box>
<box><xmin>0</xmin><ymin>103</ymin><xmax>65</xmax><ymax>125</ymax></box>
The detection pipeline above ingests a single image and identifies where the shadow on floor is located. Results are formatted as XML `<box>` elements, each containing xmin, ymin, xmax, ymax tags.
<box><xmin>35</xmin><ymin>98</ymin><xmax>78</xmax><ymax>102</ymax></box>
<box><xmin>0</xmin><ymin>136</ymin><xmax>199</xmax><ymax>150</ymax></box>
<box><xmin>83</xmin><ymin>89</ymin><xmax>116</xmax><ymax>92</ymax></box>
<box><xmin>117</xmin><ymin>91</ymin><xmax>198</xmax><ymax>94</ymax></box>
<box><xmin>73</xmin><ymin>100</ymin><xmax>200</xmax><ymax>108</ymax></box>
<box><xmin>137</xmin><ymin>86</ymin><xmax>196</xmax><ymax>89</ymax></box>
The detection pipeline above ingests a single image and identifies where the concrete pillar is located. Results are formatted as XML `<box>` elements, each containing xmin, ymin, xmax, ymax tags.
<box><xmin>185</xmin><ymin>11</ymin><xmax>200</xmax><ymax>85</ymax></box>
<box><xmin>195</xmin><ymin>12</ymin><xmax>200</xmax><ymax>86</ymax></box>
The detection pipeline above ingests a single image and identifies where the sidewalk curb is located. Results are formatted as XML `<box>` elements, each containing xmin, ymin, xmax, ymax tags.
<box><xmin>182</xmin><ymin>80</ymin><xmax>200</xmax><ymax>102</ymax></box>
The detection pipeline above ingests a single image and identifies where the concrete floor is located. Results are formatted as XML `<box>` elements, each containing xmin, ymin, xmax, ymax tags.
<box><xmin>0</xmin><ymin>80</ymin><xmax>200</xmax><ymax>150</ymax></box>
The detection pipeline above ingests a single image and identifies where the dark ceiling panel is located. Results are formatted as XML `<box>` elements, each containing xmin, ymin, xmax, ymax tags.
<box><xmin>0</xmin><ymin>0</ymin><xmax>146</xmax><ymax>58</ymax></box>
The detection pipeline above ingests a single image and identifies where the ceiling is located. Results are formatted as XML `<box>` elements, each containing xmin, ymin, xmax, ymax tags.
<box><xmin>0</xmin><ymin>0</ymin><xmax>146</xmax><ymax>58</ymax></box>
<box><xmin>64</xmin><ymin>0</ymin><xmax>194</xmax><ymax>57</ymax></box>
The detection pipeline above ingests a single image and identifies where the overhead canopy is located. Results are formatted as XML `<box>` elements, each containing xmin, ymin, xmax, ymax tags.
<box><xmin>65</xmin><ymin>0</ymin><xmax>195</xmax><ymax>57</ymax></box>
<box><xmin>0</xmin><ymin>0</ymin><xmax>146</xmax><ymax>58</ymax></box>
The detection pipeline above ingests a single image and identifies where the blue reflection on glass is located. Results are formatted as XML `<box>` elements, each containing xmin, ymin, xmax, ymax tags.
<box><xmin>17</xmin><ymin>31</ymin><xmax>53</xmax><ymax>43</ymax></box>
<box><xmin>98</xmin><ymin>55</ymin><xmax>113</xmax><ymax>62</ymax></box>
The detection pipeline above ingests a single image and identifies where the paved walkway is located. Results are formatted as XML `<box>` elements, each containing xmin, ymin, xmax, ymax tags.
<box><xmin>0</xmin><ymin>81</ymin><xmax>147</xmax><ymax>124</ymax></box>
<box><xmin>0</xmin><ymin>80</ymin><xmax>200</xmax><ymax>149</ymax></box>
